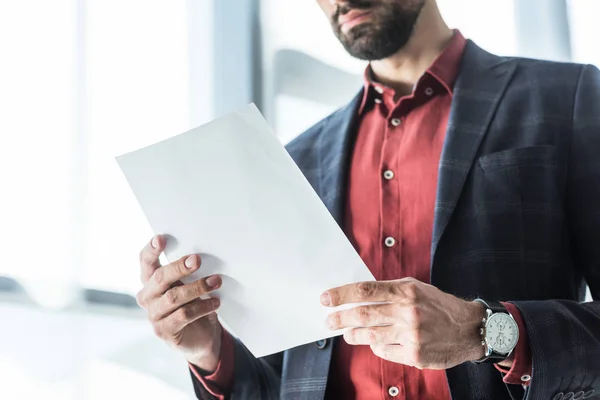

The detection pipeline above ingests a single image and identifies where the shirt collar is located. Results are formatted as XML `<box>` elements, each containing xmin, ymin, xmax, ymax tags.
<box><xmin>358</xmin><ymin>29</ymin><xmax>467</xmax><ymax>115</ymax></box>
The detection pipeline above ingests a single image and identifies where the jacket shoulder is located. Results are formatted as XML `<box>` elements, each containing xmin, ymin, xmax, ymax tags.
<box><xmin>508</xmin><ymin>56</ymin><xmax>589</xmax><ymax>83</ymax></box>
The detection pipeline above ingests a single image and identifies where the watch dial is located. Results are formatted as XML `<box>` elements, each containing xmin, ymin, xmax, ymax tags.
<box><xmin>486</xmin><ymin>313</ymin><xmax>519</xmax><ymax>354</ymax></box>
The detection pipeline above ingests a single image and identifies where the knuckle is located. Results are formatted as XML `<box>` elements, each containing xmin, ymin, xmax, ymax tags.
<box><xmin>175</xmin><ymin>307</ymin><xmax>190</xmax><ymax>323</ymax></box>
<box><xmin>148</xmin><ymin>309</ymin><xmax>160</xmax><ymax>323</ymax></box>
<box><xmin>164</xmin><ymin>289</ymin><xmax>178</xmax><ymax>306</ymax></box>
<box><xmin>135</xmin><ymin>291</ymin><xmax>146</xmax><ymax>308</ymax></box>
<box><xmin>177</xmin><ymin>304</ymin><xmax>196</xmax><ymax>322</ymax></box>
<box><xmin>356</xmin><ymin>282</ymin><xmax>375</xmax><ymax>299</ymax></box>
<box><xmin>367</xmin><ymin>328</ymin><xmax>380</xmax><ymax>343</ymax></box>
<box><xmin>152</xmin><ymin>323</ymin><xmax>165</xmax><ymax>339</ymax></box>
<box><xmin>354</xmin><ymin>306</ymin><xmax>370</xmax><ymax>325</ymax></box>
<box><xmin>404</xmin><ymin>282</ymin><xmax>419</xmax><ymax>302</ymax></box>
<box><xmin>328</xmin><ymin>290</ymin><xmax>340</xmax><ymax>307</ymax></box>
<box><xmin>153</xmin><ymin>268</ymin><xmax>166</xmax><ymax>286</ymax></box>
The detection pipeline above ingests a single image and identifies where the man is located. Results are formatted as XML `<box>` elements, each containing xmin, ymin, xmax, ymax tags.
<box><xmin>135</xmin><ymin>0</ymin><xmax>600</xmax><ymax>399</ymax></box>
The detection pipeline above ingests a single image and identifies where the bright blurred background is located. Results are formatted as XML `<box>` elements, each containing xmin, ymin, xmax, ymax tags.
<box><xmin>0</xmin><ymin>0</ymin><xmax>596</xmax><ymax>398</ymax></box>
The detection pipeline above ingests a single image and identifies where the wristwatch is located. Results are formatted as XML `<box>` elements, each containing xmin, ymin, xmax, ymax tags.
<box><xmin>472</xmin><ymin>299</ymin><xmax>519</xmax><ymax>364</ymax></box>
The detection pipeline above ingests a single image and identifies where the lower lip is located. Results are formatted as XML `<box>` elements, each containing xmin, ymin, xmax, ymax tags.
<box><xmin>340</xmin><ymin>12</ymin><xmax>372</xmax><ymax>33</ymax></box>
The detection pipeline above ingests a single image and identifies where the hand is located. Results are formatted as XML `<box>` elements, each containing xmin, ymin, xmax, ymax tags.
<box><xmin>321</xmin><ymin>277</ymin><xmax>485</xmax><ymax>370</ymax></box>
<box><xmin>136</xmin><ymin>235</ymin><xmax>223</xmax><ymax>372</ymax></box>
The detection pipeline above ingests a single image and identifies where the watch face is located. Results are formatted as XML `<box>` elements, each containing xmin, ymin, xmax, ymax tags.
<box><xmin>486</xmin><ymin>313</ymin><xmax>519</xmax><ymax>354</ymax></box>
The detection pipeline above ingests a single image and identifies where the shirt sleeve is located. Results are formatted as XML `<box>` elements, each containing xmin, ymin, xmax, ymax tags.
<box><xmin>189</xmin><ymin>327</ymin><xmax>235</xmax><ymax>399</ymax></box>
<box><xmin>494</xmin><ymin>302</ymin><xmax>532</xmax><ymax>387</ymax></box>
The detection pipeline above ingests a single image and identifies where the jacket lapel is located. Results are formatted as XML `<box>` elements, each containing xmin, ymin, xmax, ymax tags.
<box><xmin>281</xmin><ymin>92</ymin><xmax>363</xmax><ymax>400</ymax></box>
<box><xmin>318</xmin><ymin>90</ymin><xmax>364</xmax><ymax>226</ymax></box>
<box><xmin>431</xmin><ymin>41</ymin><xmax>517</xmax><ymax>268</ymax></box>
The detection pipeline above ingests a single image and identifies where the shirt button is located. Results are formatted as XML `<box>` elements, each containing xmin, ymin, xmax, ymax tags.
<box><xmin>425</xmin><ymin>87</ymin><xmax>434</xmax><ymax>96</ymax></box>
<box><xmin>388</xmin><ymin>386</ymin><xmax>400</xmax><ymax>397</ymax></box>
<box><xmin>383</xmin><ymin>170</ymin><xmax>395</xmax><ymax>180</ymax></box>
<box><xmin>390</xmin><ymin>118</ymin><xmax>402</xmax><ymax>127</ymax></box>
<box><xmin>521</xmin><ymin>374</ymin><xmax>531</xmax><ymax>382</ymax></box>
<box><xmin>374</xmin><ymin>86</ymin><xmax>384</xmax><ymax>94</ymax></box>
<box><xmin>374</xmin><ymin>98</ymin><xmax>382</xmax><ymax>104</ymax></box>
<box><xmin>384</xmin><ymin>237</ymin><xmax>396</xmax><ymax>247</ymax></box>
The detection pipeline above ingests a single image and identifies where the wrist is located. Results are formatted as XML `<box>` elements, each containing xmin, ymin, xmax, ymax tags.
<box><xmin>464</xmin><ymin>300</ymin><xmax>486</xmax><ymax>363</ymax></box>
<box><xmin>187</xmin><ymin>326</ymin><xmax>223</xmax><ymax>373</ymax></box>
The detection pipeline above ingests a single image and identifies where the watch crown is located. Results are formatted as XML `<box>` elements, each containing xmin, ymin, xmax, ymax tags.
<box><xmin>481</xmin><ymin>340</ymin><xmax>486</xmax><ymax>346</ymax></box>
<box><xmin>480</xmin><ymin>328</ymin><xmax>484</xmax><ymax>335</ymax></box>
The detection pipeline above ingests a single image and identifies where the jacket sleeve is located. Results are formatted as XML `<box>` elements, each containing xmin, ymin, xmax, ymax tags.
<box><xmin>190</xmin><ymin>334</ymin><xmax>282</xmax><ymax>399</ymax></box>
<box><xmin>510</xmin><ymin>64</ymin><xmax>600</xmax><ymax>399</ymax></box>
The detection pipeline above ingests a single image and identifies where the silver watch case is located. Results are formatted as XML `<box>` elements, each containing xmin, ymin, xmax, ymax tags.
<box><xmin>481</xmin><ymin>308</ymin><xmax>519</xmax><ymax>358</ymax></box>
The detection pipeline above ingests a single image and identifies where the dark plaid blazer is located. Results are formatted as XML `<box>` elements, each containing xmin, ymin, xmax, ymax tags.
<box><xmin>193</xmin><ymin>40</ymin><xmax>600</xmax><ymax>400</ymax></box>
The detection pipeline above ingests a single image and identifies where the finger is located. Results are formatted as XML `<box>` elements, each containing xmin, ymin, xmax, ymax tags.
<box><xmin>152</xmin><ymin>275</ymin><xmax>222</xmax><ymax>320</ymax></box>
<box><xmin>148</xmin><ymin>254</ymin><xmax>202</xmax><ymax>296</ymax></box>
<box><xmin>321</xmin><ymin>278</ymin><xmax>420</xmax><ymax>307</ymax></box>
<box><xmin>140</xmin><ymin>235</ymin><xmax>165</xmax><ymax>283</ymax></box>
<box><xmin>343</xmin><ymin>325</ymin><xmax>401</xmax><ymax>346</ymax></box>
<box><xmin>325</xmin><ymin>304</ymin><xmax>399</xmax><ymax>330</ymax></box>
<box><xmin>370</xmin><ymin>344</ymin><xmax>406</xmax><ymax>364</ymax></box>
<box><xmin>158</xmin><ymin>297</ymin><xmax>221</xmax><ymax>337</ymax></box>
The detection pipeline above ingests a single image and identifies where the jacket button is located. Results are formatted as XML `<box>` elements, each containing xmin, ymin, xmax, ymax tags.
<box><xmin>315</xmin><ymin>339</ymin><xmax>328</xmax><ymax>349</ymax></box>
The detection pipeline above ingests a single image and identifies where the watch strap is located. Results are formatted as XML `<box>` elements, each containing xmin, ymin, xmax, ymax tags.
<box><xmin>475</xmin><ymin>299</ymin><xmax>508</xmax><ymax>314</ymax></box>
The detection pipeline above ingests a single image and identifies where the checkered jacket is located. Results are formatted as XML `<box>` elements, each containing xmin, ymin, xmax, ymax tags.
<box><xmin>192</xmin><ymin>40</ymin><xmax>600</xmax><ymax>400</ymax></box>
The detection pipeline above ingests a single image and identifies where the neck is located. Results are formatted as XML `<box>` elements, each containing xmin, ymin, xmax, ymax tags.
<box><xmin>369</xmin><ymin>1</ymin><xmax>453</xmax><ymax>97</ymax></box>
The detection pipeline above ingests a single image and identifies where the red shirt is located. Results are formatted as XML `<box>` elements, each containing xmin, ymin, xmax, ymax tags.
<box><xmin>191</xmin><ymin>30</ymin><xmax>532</xmax><ymax>400</ymax></box>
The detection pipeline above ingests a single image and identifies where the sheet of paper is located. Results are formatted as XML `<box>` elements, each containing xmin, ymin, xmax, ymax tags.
<box><xmin>116</xmin><ymin>104</ymin><xmax>375</xmax><ymax>358</ymax></box>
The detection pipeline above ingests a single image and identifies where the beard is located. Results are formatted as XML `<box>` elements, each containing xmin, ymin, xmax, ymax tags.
<box><xmin>332</xmin><ymin>0</ymin><xmax>425</xmax><ymax>61</ymax></box>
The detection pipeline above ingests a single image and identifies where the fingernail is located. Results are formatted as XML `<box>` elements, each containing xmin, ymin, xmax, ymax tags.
<box><xmin>185</xmin><ymin>255</ymin><xmax>197</xmax><ymax>269</ymax></box>
<box><xmin>206</xmin><ymin>275</ymin><xmax>221</xmax><ymax>288</ymax></box>
<box><xmin>151</xmin><ymin>236</ymin><xmax>159</xmax><ymax>249</ymax></box>
<box><xmin>320</xmin><ymin>292</ymin><xmax>331</xmax><ymax>306</ymax></box>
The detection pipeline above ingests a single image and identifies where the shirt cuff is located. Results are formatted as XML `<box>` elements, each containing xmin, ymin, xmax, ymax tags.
<box><xmin>494</xmin><ymin>302</ymin><xmax>532</xmax><ymax>387</ymax></box>
<box><xmin>189</xmin><ymin>327</ymin><xmax>235</xmax><ymax>399</ymax></box>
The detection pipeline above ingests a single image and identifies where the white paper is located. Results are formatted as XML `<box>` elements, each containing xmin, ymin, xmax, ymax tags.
<box><xmin>116</xmin><ymin>104</ymin><xmax>375</xmax><ymax>358</ymax></box>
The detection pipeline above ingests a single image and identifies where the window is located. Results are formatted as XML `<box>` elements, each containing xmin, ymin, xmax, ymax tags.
<box><xmin>82</xmin><ymin>0</ymin><xmax>191</xmax><ymax>294</ymax></box>
<box><xmin>568</xmin><ymin>0</ymin><xmax>600</xmax><ymax>66</ymax></box>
